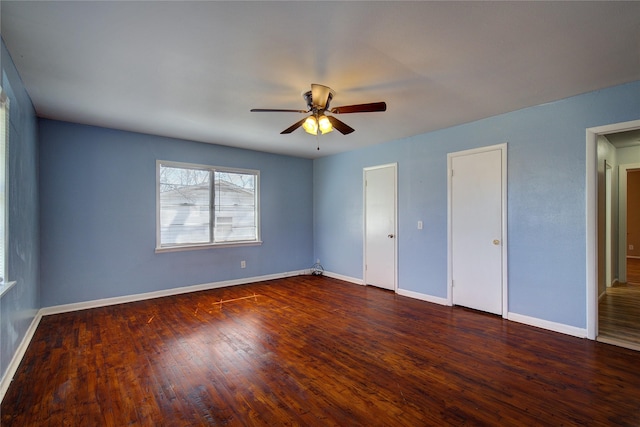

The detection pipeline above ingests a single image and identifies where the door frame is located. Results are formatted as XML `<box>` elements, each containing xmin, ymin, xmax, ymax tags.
<box><xmin>586</xmin><ymin>118</ymin><xmax>640</xmax><ymax>340</ymax></box>
<box><xmin>363</xmin><ymin>163</ymin><xmax>398</xmax><ymax>292</ymax></box>
<box><xmin>618</xmin><ymin>163</ymin><xmax>640</xmax><ymax>284</ymax></box>
<box><xmin>447</xmin><ymin>143</ymin><xmax>508</xmax><ymax>317</ymax></box>
<box><xmin>605</xmin><ymin>161</ymin><xmax>612</xmax><ymax>288</ymax></box>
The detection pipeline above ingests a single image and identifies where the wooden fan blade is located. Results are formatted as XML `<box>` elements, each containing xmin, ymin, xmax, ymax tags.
<box><xmin>281</xmin><ymin>117</ymin><xmax>308</xmax><ymax>134</ymax></box>
<box><xmin>311</xmin><ymin>84</ymin><xmax>334</xmax><ymax>109</ymax></box>
<box><xmin>327</xmin><ymin>116</ymin><xmax>355</xmax><ymax>135</ymax></box>
<box><xmin>251</xmin><ymin>108</ymin><xmax>308</xmax><ymax>113</ymax></box>
<box><xmin>330</xmin><ymin>102</ymin><xmax>387</xmax><ymax>114</ymax></box>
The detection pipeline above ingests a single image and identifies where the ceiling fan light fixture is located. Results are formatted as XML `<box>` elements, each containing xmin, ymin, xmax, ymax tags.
<box><xmin>251</xmin><ymin>83</ymin><xmax>386</xmax><ymax>136</ymax></box>
<box><xmin>302</xmin><ymin>116</ymin><xmax>318</xmax><ymax>135</ymax></box>
<box><xmin>318</xmin><ymin>115</ymin><xmax>333</xmax><ymax>134</ymax></box>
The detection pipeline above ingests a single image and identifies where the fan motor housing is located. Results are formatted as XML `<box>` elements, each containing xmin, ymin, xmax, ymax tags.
<box><xmin>302</xmin><ymin>90</ymin><xmax>333</xmax><ymax>111</ymax></box>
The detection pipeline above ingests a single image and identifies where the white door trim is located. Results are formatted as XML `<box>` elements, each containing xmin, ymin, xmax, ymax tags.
<box><xmin>447</xmin><ymin>143</ymin><xmax>508</xmax><ymax>317</ymax></box>
<box><xmin>586</xmin><ymin>119</ymin><xmax>640</xmax><ymax>340</ymax></box>
<box><xmin>363</xmin><ymin>163</ymin><xmax>398</xmax><ymax>291</ymax></box>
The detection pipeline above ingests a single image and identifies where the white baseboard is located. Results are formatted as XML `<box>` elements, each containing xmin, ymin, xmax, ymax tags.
<box><xmin>40</xmin><ymin>270</ymin><xmax>307</xmax><ymax>316</ymax></box>
<box><xmin>322</xmin><ymin>271</ymin><xmax>364</xmax><ymax>285</ymax></box>
<box><xmin>397</xmin><ymin>288</ymin><xmax>450</xmax><ymax>306</ymax></box>
<box><xmin>507</xmin><ymin>312</ymin><xmax>588</xmax><ymax>339</ymax></box>
<box><xmin>0</xmin><ymin>312</ymin><xmax>42</xmax><ymax>403</ymax></box>
<box><xmin>392</xmin><ymin>292</ymin><xmax>587</xmax><ymax>339</ymax></box>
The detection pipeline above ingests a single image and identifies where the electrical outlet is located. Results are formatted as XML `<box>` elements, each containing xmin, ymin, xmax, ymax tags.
<box><xmin>241</xmin><ymin>260</ymin><xmax>246</xmax><ymax>268</ymax></box>
<box><xmin>630</xmin><ymin>245</ymin><xmax>635</xmax><ymax>251</ymax></box>
<box><xmin>316</xmin><ymin>259</ymin><xmax>320</xmax><ymax>264</ymax></box>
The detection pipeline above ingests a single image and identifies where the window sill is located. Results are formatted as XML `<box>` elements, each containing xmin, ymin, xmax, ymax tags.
<box><xmin>155</xmin><ymin>240</ymin><xmax>263</xmax><ymax>253</ymax></box>
<box><xmin>0</xmin><ymin>280</ymin><xmax>17</xmax><ymax>298</ymax></box>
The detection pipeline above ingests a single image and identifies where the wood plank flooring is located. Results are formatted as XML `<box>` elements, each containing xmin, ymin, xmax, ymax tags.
<box><xmin>3</xmin><ymin>276</ymin><xmax>640</xmax><ymax>426</ymax></box>
<box><xmin>598</xmin><ymin>258</ymin><xmax>640</xmax><ymax>349</ymax></box>
<box><xmin>599</xmin><ymin>282</ymin><xmax>640</xmax><ymax>349</ymax></box>
<box><xmin>627</xmin><ymin>257</ymin><xmax>640</xmax><ymax>284</ymax></box>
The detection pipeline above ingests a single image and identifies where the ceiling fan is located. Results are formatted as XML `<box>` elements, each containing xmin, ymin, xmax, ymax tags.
<box><xmin>251</xmin><ymin>84</ymin><xmax>386</xmax><ymax>136</ymax></box>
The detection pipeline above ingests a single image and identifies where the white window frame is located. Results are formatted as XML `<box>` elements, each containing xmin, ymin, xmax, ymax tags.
<box><xmin>156</xmin><ymin>160</ymin><xmax>261</xmax><ymax>252</ymax></box>
<box><xmin>0</xmin><ymin>86</ymin><xmax>16</xmax><ymax>297</ymax></box>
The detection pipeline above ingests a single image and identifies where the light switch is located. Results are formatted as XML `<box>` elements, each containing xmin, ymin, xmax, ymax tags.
<box><xmin>417</xmin><ymin>221</ymin><xmax>423</xmax><ymax>230</ymax></box>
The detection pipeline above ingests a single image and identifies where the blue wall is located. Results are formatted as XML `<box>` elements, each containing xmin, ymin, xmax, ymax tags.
<box><xmin>39</xmin><ymin>120</ymin><xmax>313</xmax><ymax>307</ymax></box>
<box><xmin>314</xmin><ymin>81</ymin><xmax>640</xmax><ymax>329</ymax></box>
<box><xmin>0</xmin><ymin>40</ymin><xmax>40</xmax><ymax>381</ymax></box>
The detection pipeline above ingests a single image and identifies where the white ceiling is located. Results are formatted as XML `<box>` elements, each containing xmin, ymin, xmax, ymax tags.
<box><xmin>606</xmin><ymin>129</ymin><xmax>640</xmax><ymax>149</ymax></box>
<box><xmin>2</xmin><ymin>1</ymin><xmax>639</xmax><ymax>159</ymax></box>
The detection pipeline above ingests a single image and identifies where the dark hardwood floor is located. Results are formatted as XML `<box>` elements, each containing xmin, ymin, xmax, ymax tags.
<box><xmin>598</xmin><ymin>284</ymin><xmax>640</xmax><ymax>350</ymax></box>
<box><xmin>598</xmin><ymin>258</ymin><xmax>640</xmax><ymax>350</ymax></box>
<box><xmin>3</xmin><ymin>276</ymin><xmax>640</xmax><ymax>426</ymax></box>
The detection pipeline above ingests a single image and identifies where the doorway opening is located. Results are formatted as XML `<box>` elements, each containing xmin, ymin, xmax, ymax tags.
<box><xmin>587</xmin><ymin>119</ymin><xmax>640</xmax><ymax>350</ymax></box>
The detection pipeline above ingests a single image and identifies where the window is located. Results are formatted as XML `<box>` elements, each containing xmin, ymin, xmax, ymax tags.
<box><xmin>157</xmin><ymin>161</ymin><xmax>260</xmax><ymax>251</ymax></box>
<box><xmin>0</xmin><ymin>87</ymin><xmax>8</xmax><ymax>285</ymax></box>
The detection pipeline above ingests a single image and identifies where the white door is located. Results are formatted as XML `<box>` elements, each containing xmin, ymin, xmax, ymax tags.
<box><xmin>364</xmin><ymin>164</ymin><xmax>397</xmax><ymax>291</ymax></box>
<box><xmin>449</xmin><ymin>145</ymin><xmax>506</xmax><ymax>315</ymax></box>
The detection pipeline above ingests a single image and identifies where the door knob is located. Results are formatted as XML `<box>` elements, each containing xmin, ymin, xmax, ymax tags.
<box><xmin>388</xmin><ymin>234</ymin><xmax>395</xmax><ymax>238</ymax></box>
<box><xmin>493</xmin><ymin>239</ymin><xmax>500</xmax><ymax>245</ymax></box>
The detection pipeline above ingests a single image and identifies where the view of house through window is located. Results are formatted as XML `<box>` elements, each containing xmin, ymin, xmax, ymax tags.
<box><xmin>157</xmin><ymin>161</ymin><xmax>259</xmax><ymax>249</ymax></box>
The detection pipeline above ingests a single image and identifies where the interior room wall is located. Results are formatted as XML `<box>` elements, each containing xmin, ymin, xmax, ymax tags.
<box><xmin>0</xmin><ymin>40</ymin><xmax>40</xmax><ymax>383</ymax></box>
<box><xmin>38</xmin><ymin>120</ymin><xmax>314</xmax><ymax>307</ymax></box>
<box><xmin>598</xmin><ymin>135</ymin><xmax>619</xmax><ymax>292</ymax></box>
<box><xmin>617</xmin><ymin>145</ymin><xmax>640</xmax><ymax>280</ymax></box>
<box><xmin>627</xmin><ymin>170</ymin><xmax>640</xmax><ymax>258</ymax></box>
<box><xmin>617</xmin><ymin>146</ymin><xmax>640</xmax><ymax>164</ymax></box>
<box><xmin>314</xmin><ymin>80</ymin><xmax>640</xmax><ymax>330</ymax></box>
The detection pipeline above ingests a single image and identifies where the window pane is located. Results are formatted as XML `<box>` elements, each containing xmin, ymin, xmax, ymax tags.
<box><xmin>214</xmin><ymin>171</ymin><xmax>256</xmax><ymax>242</ymax></box>
<box><xmin>157</xmin><ymin>162</ymin><xmax>259</xmax><ymax>250</ymax></box>
<box><xmin>159</xmin><ymin>166</ymin><xmax>211</xmax><ymax>245</ymax></box>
